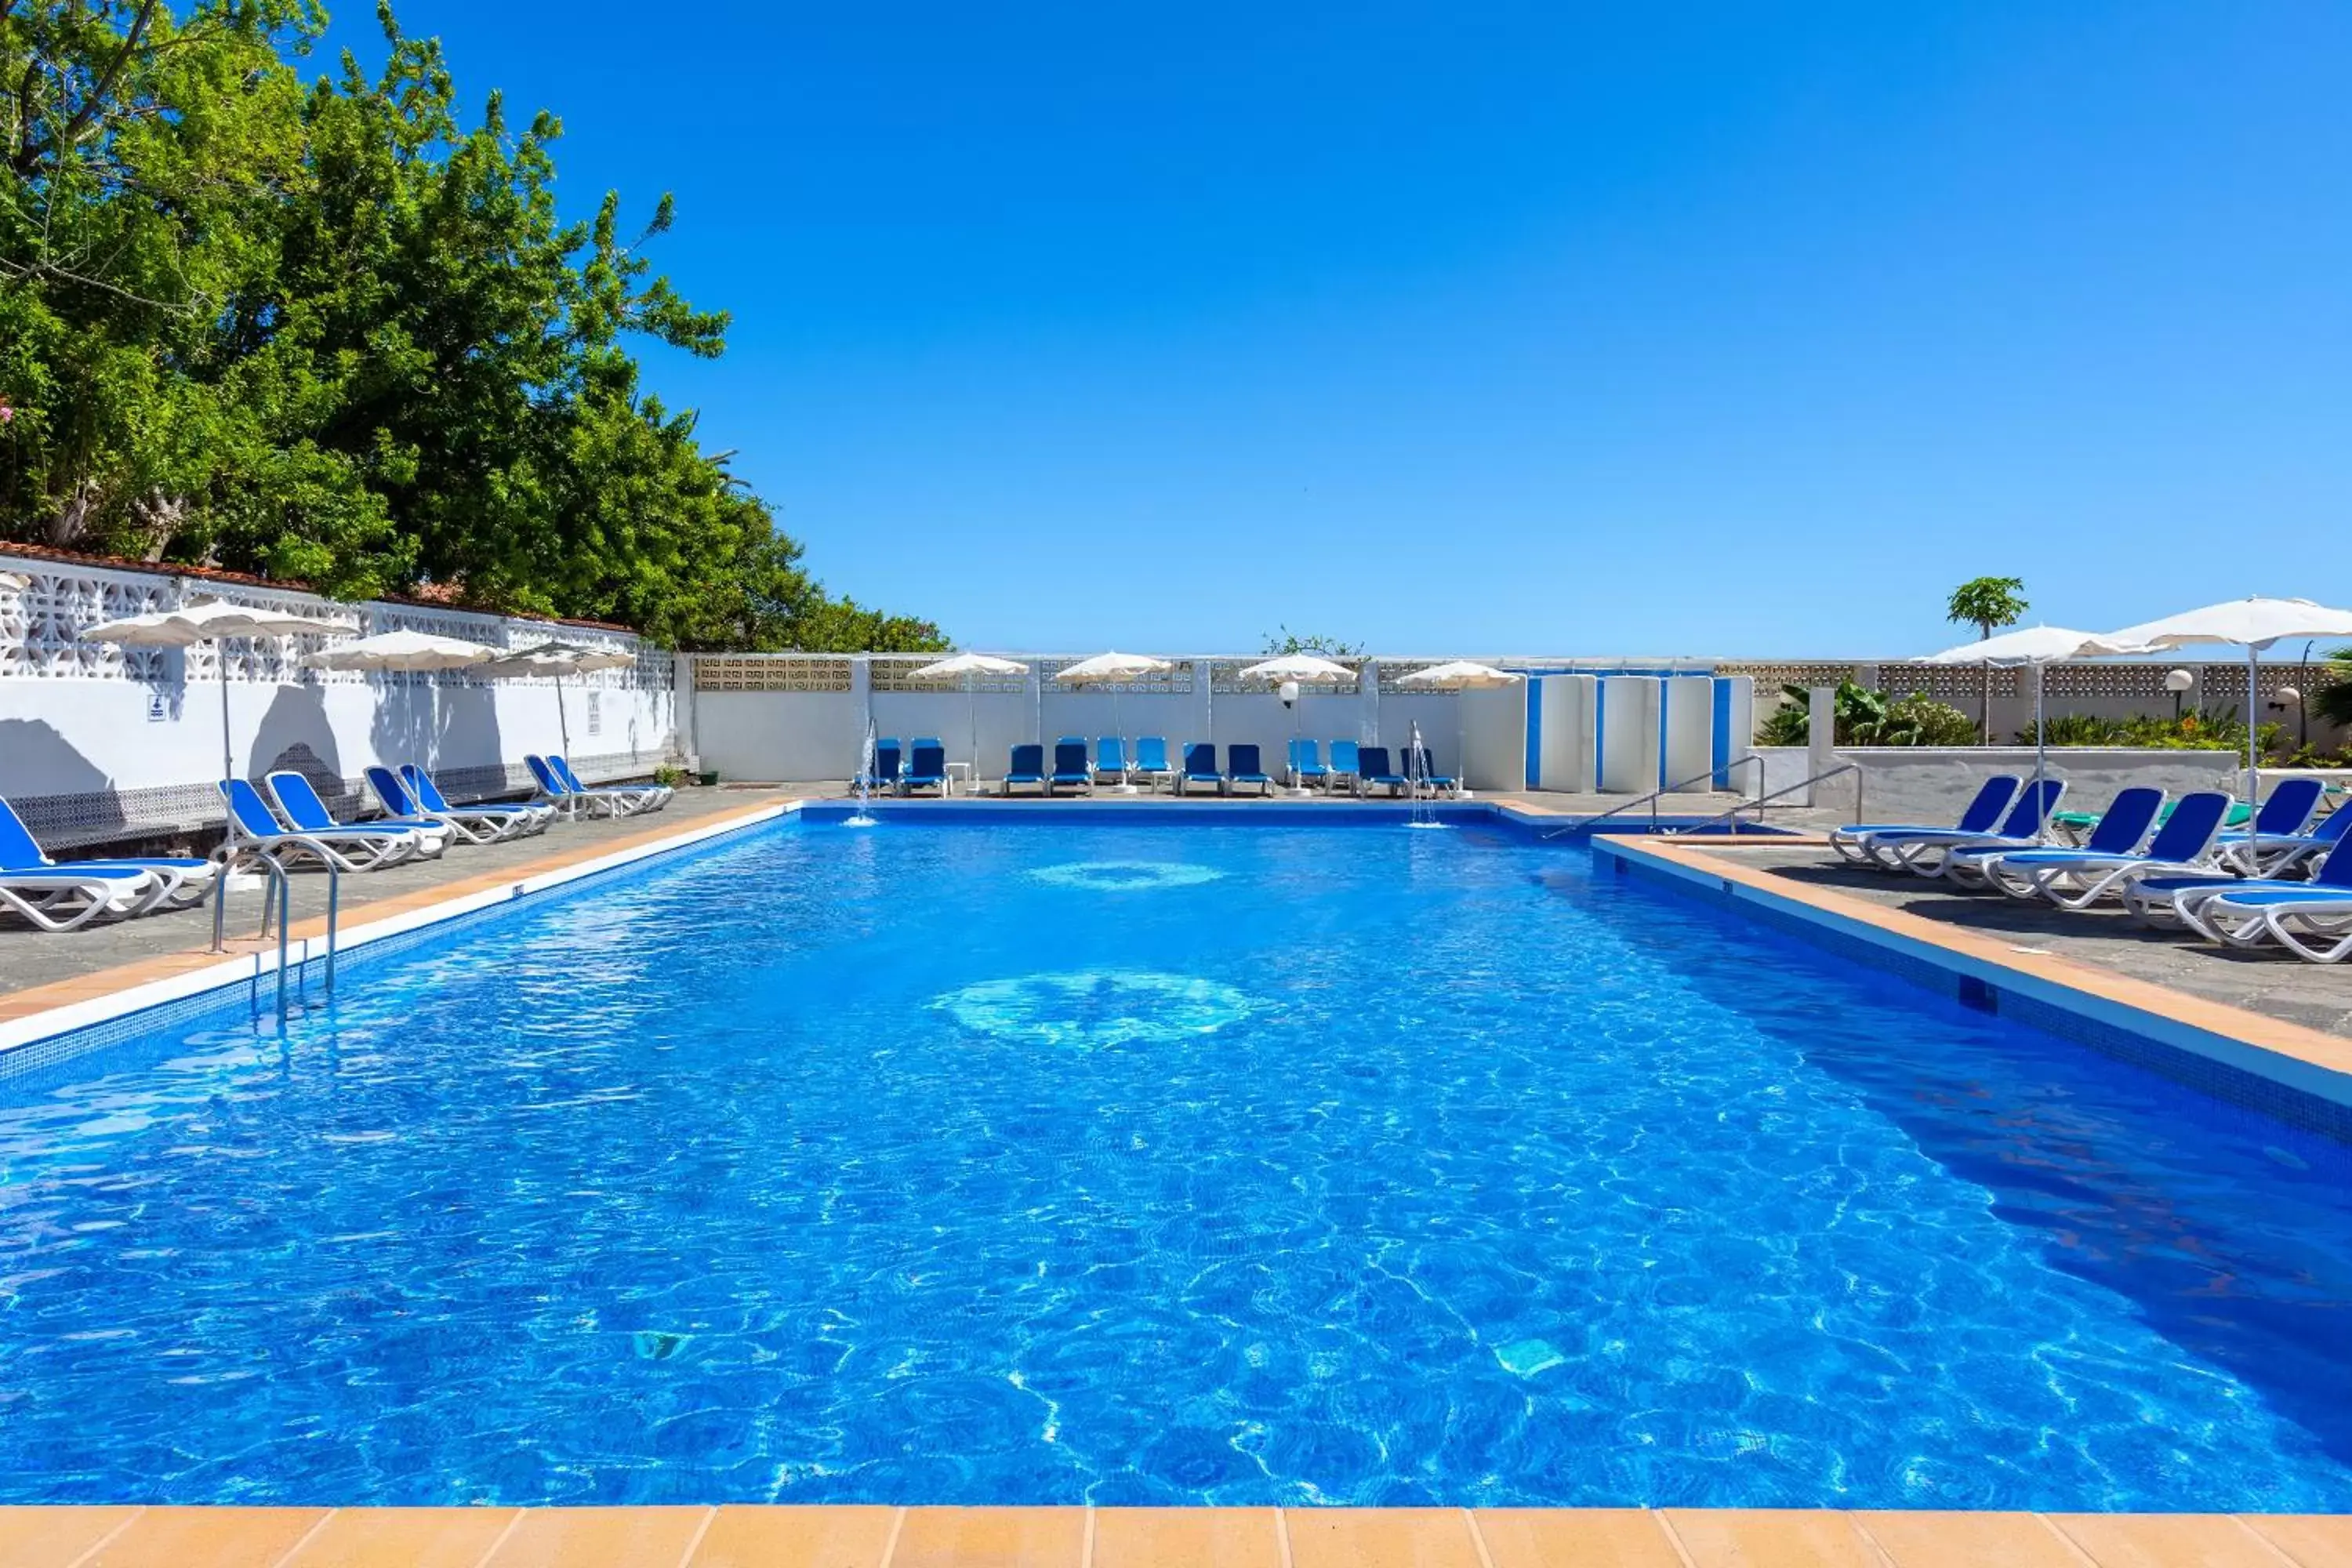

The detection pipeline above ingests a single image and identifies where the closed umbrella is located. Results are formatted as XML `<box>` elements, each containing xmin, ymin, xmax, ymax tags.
<box><xmin>1237</xmin><ymin>655</ymin><xmax>1358</xmax><ymax>791</ymax></box>
<box><xmin>474</xmin><ymin>641</ymin><xmax>637</xmax><ymax>760</ymax></box>
<box><xmin>907</xmin><ymin>652</ymin><xmax>1031</xmax><ymax>779</ymax></box>
<box><xmin>82</xmin><ymin>597</ymin><xmax>351</xmax><ymax>782</ymax></box>
<box><xmin>1054</xmin><ymin>652</ymin><xmax>1175</xmax><ymax>792</ymax></box>
<box><xmin>1392</xmin><ymin>659</ymin><xmax>1523</xmax><ymax>795</ymax></box>
<box><xmin>1923</xmin><ymin>626</ymin><xmax>2140</xmax><ymax>837</ymax></box>
<box><xmin>2097</xmin><ymin>597</ymin><xmax>2352</xmax><ymax>822</ymax></box>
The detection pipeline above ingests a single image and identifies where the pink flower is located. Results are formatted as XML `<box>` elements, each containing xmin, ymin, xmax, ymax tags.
<box><xmin>0</xmin><ymin>403</ymin><xmax>13</xmax><ymax>424</ymax></box>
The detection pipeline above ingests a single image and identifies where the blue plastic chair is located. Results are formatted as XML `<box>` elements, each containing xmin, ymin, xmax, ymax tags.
<box><xmin>1356</xmin><ymin>746</ymin><xmax>1408</xmax><ymax>797</ymax></box>
<box><xmin>901</xmin><ymin>739</ymin><xmax>949</xmax><ymax>796</ymax></box>
<box><xmin>1049</xmin><ymin>739</ymin><xmax>1094</xmax><ymax>795</ymax></box>
<box><xmin>1004</xmin><ymin>743</ymin><xmax>1047</xmax><ymax>797</ymax></box>
<box><xmin>1226</xmin><ymin>744</ymin><xmax>1272</xmax><ymax>797</ymax></box>
<box><xmin>1327</xmin><ymin>740</ymin><xmax>1361</xmax><ymax>791</ymax></box>
<box><xmin>1178</xmin><ymin>743</ymin><xmax>1222</xmax><ymax>796</ymax></box>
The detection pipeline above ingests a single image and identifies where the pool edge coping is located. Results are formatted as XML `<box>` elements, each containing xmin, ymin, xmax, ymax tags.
<box><xmin>0</xmin><ymin>797</ymin><xmax>805</xmax><ymax>1058</ymax></box>
<box><xmin>1592</xmin><ymin>833</ymin><xmax>2352</xmax><ymax>1117</ymax></box>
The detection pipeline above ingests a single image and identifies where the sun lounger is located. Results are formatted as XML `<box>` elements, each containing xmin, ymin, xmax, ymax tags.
<box><xmin>1094</xmin><ymin>737</ymin><xmax>1130</xmax><ymax>787</ymax></box>
<box><xmin>1828</xmin><ymin>776</ymin><xmax>2020</xmax><ymax>865</ymax></box>
<box><xmin>864</xmin><ymin>739</ymin><xmax>903</xmax><ymax>794</ymax></box>
<box><xmin>2183</xmin><ymin>829</ymin><xmax>2352</xmax><ymax>959</ymax></box>
<box><xmin>1287</xmin><ymin>739</ymin><xmax>1332</xmax><ymax>791</ymax></box>
<box><xmin>1004</xmin><ymin>743</ymin><xmax>1047</xmax><ymax>797</ymax></box>
<box><xmin>1048</xmin><ymin>739</ymin><xmax>1094</xmax><ymax>795</ymax></box>
<box><xmin>550</xmin><ymin>755</ymin><xmax>668</xmax><ymax>812</ymax></box>
<box><xmin>1178</xmin><ymin>743</ymin><xmax>1222</xmax><ymax>796</ymax></box>
<box><xmin>1943</xmin><ymin>786</ymin><xmax>2163</xmax><ymax>891</ymax></box>
<box><xmin>1977</xmin><ymin>790</ymin><xmax>2234</xmax><ymax>909</ymax></box>
<box><xmin>1226</xmin><ymin>744</ymin><xmax>1272</xmax><ymax>797</ymax></box>
<box><xmin>900</xmin><ymin>740</ymin><xmax>949</xmax><ymax>796</ymax></box>
<box><xmin>1404</xmin><ymin>746</ymin><xmax>1457</xmax><ymax>797</ymax></box>
<box><xmin>0</xmin><ymin>796</ymin><xmax>202</xmax><ymax>931</ymax></box>
<box><xmin>222</xmin><ymin>779</ymin><xmax>419</xmax><ymax>873</ymax></box>
<box><xmin>1327</xmin><ymin>740</ymin><xmax>1362</xmax><ymax>793</ymax></box>
<box><xmin>401</xmin><ymin>765</ymin><xmax>556</xmax><ymax>838</ymax></box>
<box><xmin>1356</xmin><ymin>746</ymin><xmax>1409</xmax><ymax>797</ymax></box>
<box><xmin>1855</xmin><ymin>779</ymin><xmax>2066</xmax><ymax>874</ymax></box>
<box><xmin>2130</xmin><ymin>826</ymin><xmax>2352</xmax><ymax>939</ymax></box>
<box><xmin>267</xmin><ymin>771</ymin><xmax>448</xmax><ymax>862</ymax></box>
<box><xmin>2208</xmin><ymin>777</ymin><xmax>2326</xmax><ymax>874</ymax></box>
<box><xmin>0</xmin><ymin>794</ymin><xmax>216</xmax><ymax>913</ymax></box>
<box><xmin>369</xmin><ymin>766</ymin><xmax>524</xmax><ymax>844</ymax></box>
<box><xmin>1133</xmin><ymin>737</ymin><xmax>1175</xmax><ymax>793</ymax></box>
<box><xmin>527</xmin><ymin>755</ymin><xmax>643</xmax><ymax>818</ymax></box>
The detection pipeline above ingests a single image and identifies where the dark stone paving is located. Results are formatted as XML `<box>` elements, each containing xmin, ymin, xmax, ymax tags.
<box><xmin>1711</xmin><ymin>844</ymin><xmax>2352</xmax><ymax>1039</ymax></box>
<box><xmin>0</xmin><ymin>786</ymin><xmax>783</xmax><ymax>999</ymax></box>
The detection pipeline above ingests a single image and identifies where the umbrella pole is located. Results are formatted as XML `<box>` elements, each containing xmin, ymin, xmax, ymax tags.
<box><xmin>556</xmin><ymin>670</ymin><xmax>572</xmax><ymax>758</ymax></box>
<box><xmin>216</xmin><ymin>643</ymin><xmax>234</xmax><ymax>783</ymax></box>
<box><xmin>2034</xmin><ymin>660</ymin><xmax>2046</xmax><ymax>844</ymax></box>
<box><xmin>968</xmin><ymin>677</ymin><xmax>980</xmax><ymax>791</ymax></box>
<box><xmin>2247</xmin><ymin>644</ymin><xmax>2260</xmax><ymax>820</ymax></box>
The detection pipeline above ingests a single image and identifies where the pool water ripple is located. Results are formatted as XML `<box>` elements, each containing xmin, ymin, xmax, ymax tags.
<box><xmin>0</xmin><ymin>822</ymin><xmax>2346</xmax><ymax>1509</ymax></box>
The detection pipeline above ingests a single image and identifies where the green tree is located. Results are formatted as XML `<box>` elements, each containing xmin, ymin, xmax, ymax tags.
<box><xmin>0</xmin><ymin>0</ymin><xmax>938</xmax><ymax>646</ymax></box>
<box><xmin>1261</xmin><ymin>625</ymin><xmax>1363</xmax><ymax>657</ymax></box>
<box><xmin>1945</xmin><ymin>575</ymin><xmax>2029</xmax><ymax>742</ymax></box>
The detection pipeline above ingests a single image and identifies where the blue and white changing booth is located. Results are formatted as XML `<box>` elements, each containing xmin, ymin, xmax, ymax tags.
<box><xmin>1524</xmin><ymin>672</ymin><xmax>1754</xmax><ymax>797</ymax></box>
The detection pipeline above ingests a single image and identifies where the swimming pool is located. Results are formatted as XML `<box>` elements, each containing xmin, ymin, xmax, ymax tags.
<box><xmin>1</xmin><ymin>813</ymin><xmax>2347</xmax><ymax>1510</ymax></box>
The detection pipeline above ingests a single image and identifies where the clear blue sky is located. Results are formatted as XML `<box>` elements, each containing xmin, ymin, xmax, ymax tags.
<box><xmin>326</xmin><ymin>3</ymin><xmax>2350</xmax><ymax>655</ymax></box>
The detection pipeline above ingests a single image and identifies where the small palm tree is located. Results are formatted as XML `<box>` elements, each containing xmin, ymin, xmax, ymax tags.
<box><xmin>1946</xmin><ymin>576</ymin><xmax>2029</xmax><ymax>742</ymax></box>
<box><xmin>2312</xmin><ymin>647</ymin><xmax>2352</xmax><ymax>731</ymax></box>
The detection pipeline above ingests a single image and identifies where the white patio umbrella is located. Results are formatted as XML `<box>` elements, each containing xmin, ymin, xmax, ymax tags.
<box><xmin>474</xmin><ymin>641</ymin><xmax>637</xmax><ymax>758</ymax></box>
<box><xmin>1392</xmin><ymin>660</ymin><xmax>1524</xmax><ymax>794</ymax></box>
<box><xmin>1054</xmin><ymin>652</ymin><xmax>1174</xmax><ymax>790</ymax></box>
<box><xmin>82</xmin><ymin>597</ymin><xmax>350</xmax><ymax>782</ymax></box>
<box><xmin>1923</xmin><ymin>625</ymin><xmax>2142</xmax><ymax>834</ymax></box>
<box><xmin>299</xmin><ymin>631</ymin><xmax>502</xmax><ymax>781</ymax></box>
<box><xmin>1237</xmin><ymin>655</ymin><xmax>1358</xmax><ymax>791</ymax></box>
<box><xmin>298</xmin><ymin>629</ymin><xmax>499</xmax><ymax>673</ymax></box>
<box><xmin>2098</xmin><ymin>597</ymin><xmax>2352</xmax><ymax>821</ymax></box>
<box><xmin>907</xmin><ymin>651</ymin><xmax>1031</xmax><ymax>776</ymax></box>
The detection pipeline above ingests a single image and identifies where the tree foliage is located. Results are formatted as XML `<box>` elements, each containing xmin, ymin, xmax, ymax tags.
<box><xmin>1755</xmin><ymin>681</ymin><xmax>1975</xmax><ymax>747</ymax></box>
<box><xmin>0</xmin><ymin>0</ymin><xmax>940</xmax><ymax>652</ymax></box>
<box><xmin>1260</xmin><ymin>625</ymin><xmax>1363</xmax><ymax>657</ymax></box>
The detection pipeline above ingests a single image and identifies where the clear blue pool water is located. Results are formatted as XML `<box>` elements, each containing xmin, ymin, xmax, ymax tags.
<box><xmin>1</xmin><ymin>815</ymin><xmax>2348</xmax><ymax>1510</ymax></box>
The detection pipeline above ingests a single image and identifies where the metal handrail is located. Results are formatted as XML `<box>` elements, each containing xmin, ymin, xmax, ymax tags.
<box><xmin>1541</xmin><ymin>755</ymin><xmax>1766</xmax><ymax>839</ymax></box>
<box><xmin>210</xmin><ymin>842</ymin><xmax>339</xmax><ymax>1022</ymax></box>
<box><xmin>1670</xmin><ymin>761</ymin><xmax>1865</xmax><ymax>837</ymax></box>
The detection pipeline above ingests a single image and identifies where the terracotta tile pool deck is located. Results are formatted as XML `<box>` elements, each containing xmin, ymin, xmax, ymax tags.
<box><xmin>4</xmin><ymin>1505</ymin><xmax>2345</xmax><ymax>1567</ymax></box>
<box><xmin>3</xmin><ymin>800</ymin><xmax>2347</xmax><ymax>1559</ymax></box>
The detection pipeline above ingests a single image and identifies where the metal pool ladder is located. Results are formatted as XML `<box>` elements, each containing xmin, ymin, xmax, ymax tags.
<box><xmin>210</xmin><ymin>848</ymin><xmax>339</xmax><ymax>1024</ymax></box>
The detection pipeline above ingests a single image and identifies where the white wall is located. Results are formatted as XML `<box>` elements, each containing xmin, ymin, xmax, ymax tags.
<box><xmin>1754</xmin><ymin>746</ymin><xmax>2244</xmax><ymax>823</ymax></box>
<box><xmin>1</xmin><ymin>553</ymin><xmax>675</xmax><ymax>844</ymax></box>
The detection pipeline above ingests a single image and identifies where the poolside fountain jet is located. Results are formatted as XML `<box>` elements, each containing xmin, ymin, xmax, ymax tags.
<box><xmin>846</xmin><ymin>720</ymin><xmax>880</xmax><ymax>827</ymax></box>
<box><xmin>1406</xmin><ymin>720</ymin><xmax>1447</xmax><ymax>830</ymax></box>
